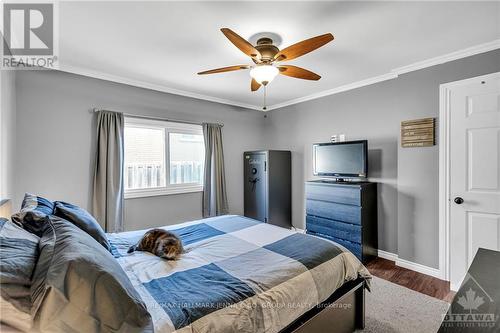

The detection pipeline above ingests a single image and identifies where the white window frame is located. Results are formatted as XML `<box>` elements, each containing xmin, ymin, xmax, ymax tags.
<box><xmin>124</xmin><ymin>117</ymin><xmax>204</xmax><ymax>199</ymax></box>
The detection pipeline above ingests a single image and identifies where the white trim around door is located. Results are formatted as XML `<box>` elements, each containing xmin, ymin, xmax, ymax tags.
<box><xmin>438</xmin><ymin>72</ymin><xmax>500</xmax><ymax>289</ymax></box>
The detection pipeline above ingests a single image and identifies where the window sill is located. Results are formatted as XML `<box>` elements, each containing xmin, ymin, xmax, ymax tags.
<box><xmin>124</xmin><ymin>185</ymin><xmax>203</xmax><ymax>199</ymax></box>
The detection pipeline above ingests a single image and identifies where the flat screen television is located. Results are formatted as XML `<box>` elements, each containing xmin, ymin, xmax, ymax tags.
<box><xmin>312</xmin><ymin>140</ymin><xmax>368</xmax><ymax>178</ymax></box>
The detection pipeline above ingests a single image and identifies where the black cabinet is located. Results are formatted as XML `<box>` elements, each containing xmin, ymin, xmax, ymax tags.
<box><xmin>244</xmin><ymin>150</ymin><xmax>291</xmax><ymax>229</ymax></box>
<box><xmin>305</xmin><ymin>181</ymin><xmax>377</xmax><ymax>263</ymax></box>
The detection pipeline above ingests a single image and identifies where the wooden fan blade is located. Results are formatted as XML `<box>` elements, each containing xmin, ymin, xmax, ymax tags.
<box><xmin>197</xmin><ymin>65</ymin><xmax>250</xmax><ymax>75</ymax></box>
<box><xmin>251</xmin><ymin>78</ymin><xmax>261</xmax><ymax>91</ymax></box>
<box><xmin>278</xmin><ymin>65</ymin><xmax>321</xmax><ymax>80</ymax></box>
<box><xmin>274</xmin><ymin>33</ymin><xmax>334</xmax><ymax>62</ymax></box>
<box><xmin>221</xmin><ymin>28</ymin><xmax>261</xmax><ymax>61</ymax></box>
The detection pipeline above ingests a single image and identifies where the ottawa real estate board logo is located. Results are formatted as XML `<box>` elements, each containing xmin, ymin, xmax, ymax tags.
<box><xmin>1</xmin><ymin>2</ymin><xmax>58</xmax><ymax>69</ymax></box>
<box><xmin>441</xmin><ymin>274</ymin><xmax>498</xmax><ymax>330</ymax></box>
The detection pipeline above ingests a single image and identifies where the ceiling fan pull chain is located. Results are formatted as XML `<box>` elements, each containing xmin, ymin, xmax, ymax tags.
<box><xmin>263</xmin><ymin>86</ymin><xmax>267</xmax><ymax>111</ymax></box>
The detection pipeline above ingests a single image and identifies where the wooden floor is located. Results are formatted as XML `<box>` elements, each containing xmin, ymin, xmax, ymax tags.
<box><xmin>366</xmin><ymin>257</ymin><xmax>455</xmax><ymax>303</ymax></box>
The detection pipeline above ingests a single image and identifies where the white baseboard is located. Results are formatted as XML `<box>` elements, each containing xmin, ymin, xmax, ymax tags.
<box><xmin>377</xmin><ymin>249</ymin><xmax>398</xmax><ymax>261</ymax></box>
<box><xmin>377</xmin><ymin>250</ymin><xmax>444</xmax><ymax>280</ymax></box>
<box><xmin>395</xmin><ymin>258</ymin><xmax>443</xmax><ymax>280</ymax></box>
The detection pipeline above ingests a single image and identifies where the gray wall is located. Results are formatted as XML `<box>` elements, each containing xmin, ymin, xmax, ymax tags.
<box><xmin>0</xmin><ymin>71</ymin><xmax>16</xmax><ymax>200</ymax></box>
<box><xmin>14</xmin><ymin>70</ymin><xmax>266</xmax><ymax>231</ymax></box>
<box><xmin>264</xmin><ymin>49</ymin><xmax>500</xmax><ymax>269</ymax></box>
<box><xmin>12</xmin><ymin>49</ymin><xmax>500</xmax><ymax>268</ymax></box>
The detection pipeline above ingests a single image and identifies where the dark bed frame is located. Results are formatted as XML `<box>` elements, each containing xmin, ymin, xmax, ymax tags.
<box><xmin>280</xmin><ymin>278</ymin><xmax>365</xmax><ymax>333</ymax></box>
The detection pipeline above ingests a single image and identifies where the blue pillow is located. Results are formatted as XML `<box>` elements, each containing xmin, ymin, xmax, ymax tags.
<box><xmin>0</xmin><ymin>218</ymin><xmax>39</xmax><ymax>331</ymax></box>
<box><xmin>20</xmin><ymin>193</ymin><xmax>54</xmax><ymax>215</ymax></box>
<box><xmin>54</xmin><ymin>201</ymin><xmax>111</xmax><ymax>251</ymax></box>
<box><xmin>11</xmin><ymin>193</ymin><xmax>55</xmax><ymax>236</ymax></box>
<box><xmin>10</xmin><ymin>210</ymin><xmax>49</xmax><ymax>237</ymax></box>
<box><xmin>31</xmin><ymin>215</ymin><xmax>151</xmax><ymax>332</ymax></box>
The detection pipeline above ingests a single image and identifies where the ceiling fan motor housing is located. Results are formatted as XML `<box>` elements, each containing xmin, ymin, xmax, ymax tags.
<box><xmin>255</xmin><ymin>38</ymin><xmax>279</xmax><ymax>63</ymax></box>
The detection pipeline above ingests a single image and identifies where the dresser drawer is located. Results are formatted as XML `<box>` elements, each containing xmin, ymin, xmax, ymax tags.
<box><xmin>306</xmin><ymin>215</ymin><xmax>361</xmax><ymax>244</ymax></box>
<box><xmin>306</xmin><ymin>199</ymin><xmax>361</xmax><ymax>224</ymax></box>
<box><xmin>306</xmin><ymin>183</ymin><xmax>361</xmax><ymax>206</ymax></box>
<box><xmin>307</xmin><ymin>231</ymin><xmax>362</xmax><ymax>260</ymax></box>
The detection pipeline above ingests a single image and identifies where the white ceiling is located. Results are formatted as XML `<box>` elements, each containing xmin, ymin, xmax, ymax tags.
<box><xmin>58</xmin><ymin>1</ymin><xmax>500</xmax><ymax>110</ymax></box>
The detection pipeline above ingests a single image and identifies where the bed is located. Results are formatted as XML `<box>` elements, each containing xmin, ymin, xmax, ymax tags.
<box><xmin>2</xmin><ymin>194</ymin><xmax>370</xmax><ymax>333</ymax></box>
<box><xmin>107</xmin><ymin>215</ymin><xmax>371</xmax><ymax>333</ymax></box>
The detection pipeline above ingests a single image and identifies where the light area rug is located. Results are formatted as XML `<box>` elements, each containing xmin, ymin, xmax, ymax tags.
<box><xmin>357</xmin><ymin>276</ymin><xmax>450</xmax><ymax>333</ymax></box>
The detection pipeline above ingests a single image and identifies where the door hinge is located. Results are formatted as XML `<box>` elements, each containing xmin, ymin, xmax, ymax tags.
<box><xmin>264</xmin><ymin>161</ymin><xmax>267</xmax><ymax>172</ymax></box>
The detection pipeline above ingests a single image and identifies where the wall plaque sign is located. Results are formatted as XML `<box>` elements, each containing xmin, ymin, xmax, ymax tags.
<box><xmin>401</xmin><ymin>118</ymin><xmax>435</xmax><ymax>147</ymax></box>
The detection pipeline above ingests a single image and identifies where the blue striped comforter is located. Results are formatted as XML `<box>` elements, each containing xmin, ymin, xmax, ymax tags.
<box><xmin>108</xmin><ymin>215</ymin><xmax>370</xmax><ymax>333</ymax></box>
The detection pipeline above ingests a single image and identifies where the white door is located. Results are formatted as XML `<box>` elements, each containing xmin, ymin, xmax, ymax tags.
<box><xmin>449</xmin><ymin>72</ymin><xmax>500</xmax><ymax>291</ymax></box>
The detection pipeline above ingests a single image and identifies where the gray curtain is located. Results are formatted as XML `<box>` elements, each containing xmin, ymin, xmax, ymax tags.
<box><xmin>92</xmin><ymin>111</ymin><xmax>124</xmax><ymax>232</ymax></box>
<box><xmin>202</xmin><ymin>123</ymin><xmax>229</xmax><ymax>217</ymax></box>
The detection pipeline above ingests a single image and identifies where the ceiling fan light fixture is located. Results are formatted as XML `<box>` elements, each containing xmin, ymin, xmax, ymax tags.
<box><xmin>250</xmin><ymin>65</ymin><xmax>279</xmax><ymax>85</ymax></box>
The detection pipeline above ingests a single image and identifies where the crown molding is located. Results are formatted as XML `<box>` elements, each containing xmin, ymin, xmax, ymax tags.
<box><xmin>265</xmin><ymin>39</ymin><xmax>500</xmax><ymax>111</ymax></box>
<box><xmin>391</xmin><ymin>39</ymin><xmax>500</xmax><ymax>75</ymax></box>
<box><xmin>56</xmin><ymin>64</ymin><xmax>262</xmax><ymax>111</ymax></box>
<box><xmin>53</xmin><ymin>39</ymin><xmax>500</xmax><ymax>113</ymax></box>
<box><xmin>264</xmin><ymin>72</ymin><xmax>398</xmax><ymax>111</ymax></box>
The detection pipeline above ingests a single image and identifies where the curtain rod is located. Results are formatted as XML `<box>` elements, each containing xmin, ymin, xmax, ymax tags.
<box><xmin>91</xmin><ymin>108</ymin><xmax>223</xmax><ymax>127</ymax></box>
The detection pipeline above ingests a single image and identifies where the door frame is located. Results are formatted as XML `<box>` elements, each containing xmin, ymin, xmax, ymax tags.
<box><xmin>438</xmin><ymin>72</ymin><xmax>500</xmax><ymax>289</ymax></box>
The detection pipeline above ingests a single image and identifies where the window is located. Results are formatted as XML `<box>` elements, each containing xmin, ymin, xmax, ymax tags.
<box><xmin>124</xmin><ymin>117</ymin><xmax>204</xmax><ymax>198</ymax></box>
<box><xmin>169</xmin><ymin>133</ymin><xmax>205</xmax><ymax>185</ymax></box>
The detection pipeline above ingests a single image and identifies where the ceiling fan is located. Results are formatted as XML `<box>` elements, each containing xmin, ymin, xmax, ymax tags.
<box><xmin>197</xmin><ymin>28</ymin><xmax>334</xmax><ymax>109</ymax></box>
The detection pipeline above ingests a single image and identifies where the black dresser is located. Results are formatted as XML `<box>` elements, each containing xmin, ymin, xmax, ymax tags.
<box><xmin>305</xmin><ymin>180</ymin><xmax>378</xmax><ymax>264</ymax></box>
